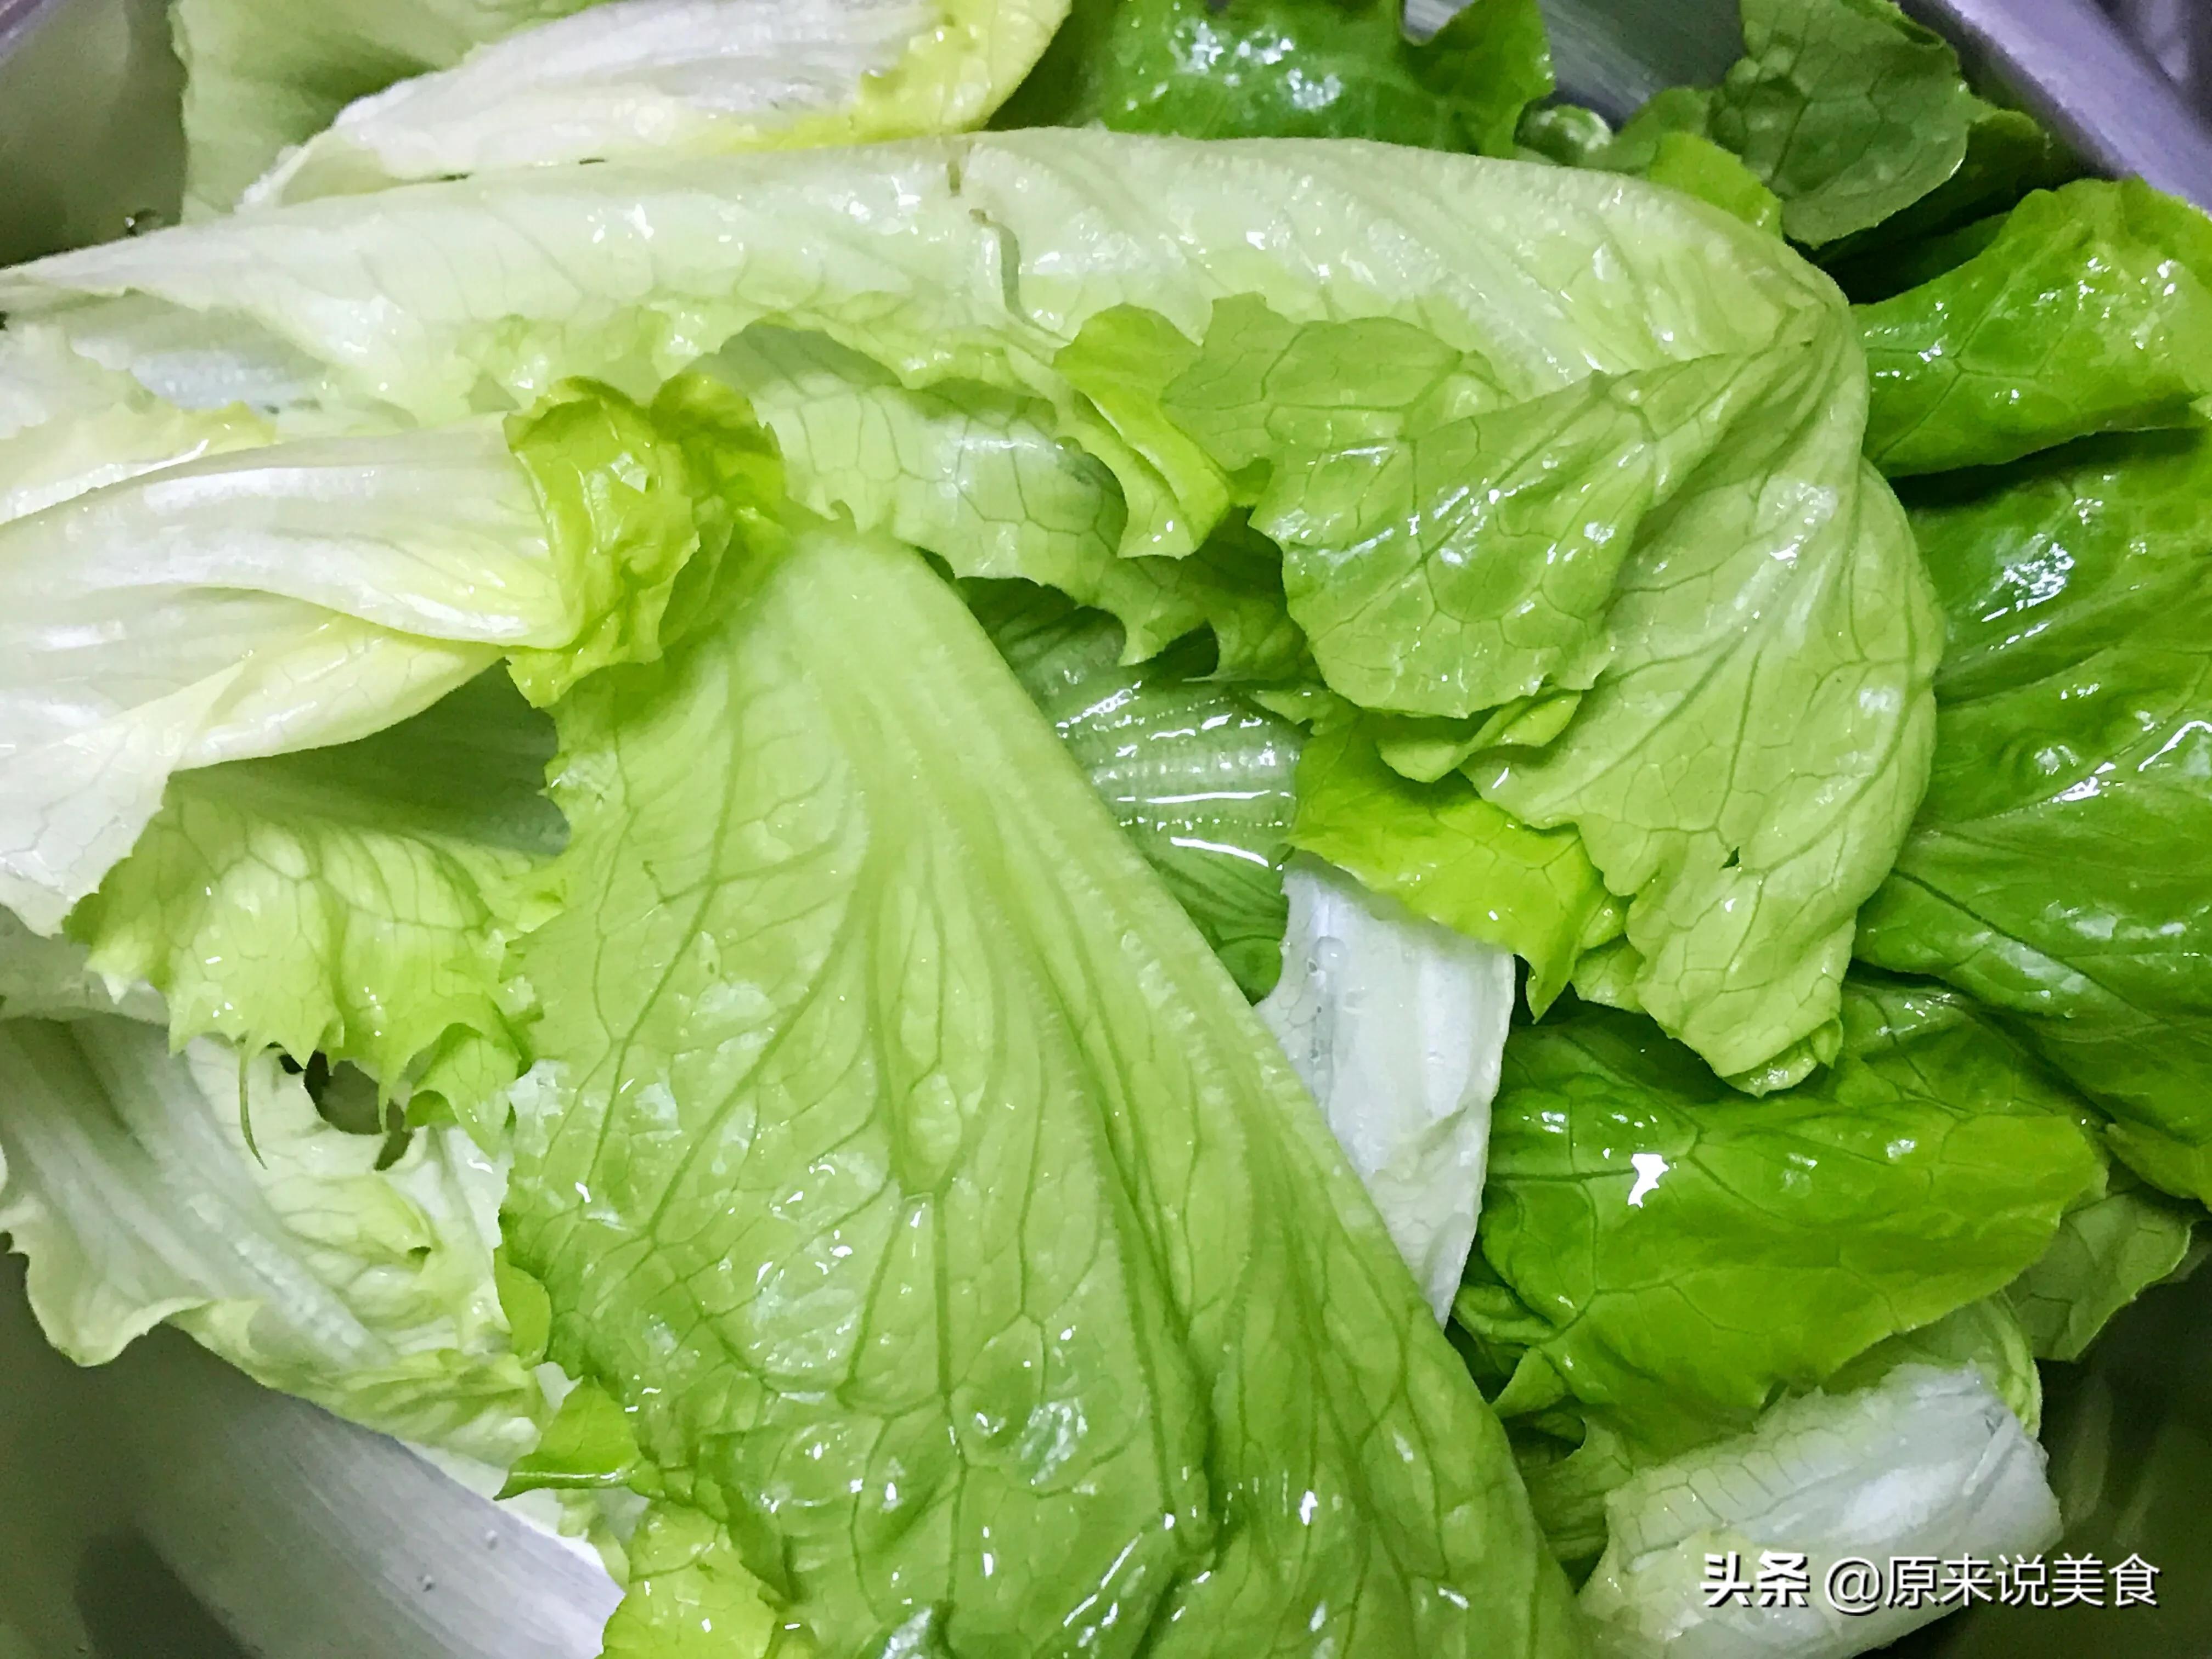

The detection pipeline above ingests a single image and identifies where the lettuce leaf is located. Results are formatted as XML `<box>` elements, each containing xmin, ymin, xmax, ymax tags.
<box><xmin>1468</xmin><ymin>979</ymin><xmax>2102</xmax><ymax>1458</ymax></box>
<box><xmin>0</xmin><ymin>132</ymin><xmax>1933</xmax><ymax>1086</ymax></box>
<box><xmin>997</xmin><ymin>0</ymin><xmax>1552</xmax><ymax>156</ymax></box>
<box><xmin>969</xmin><ymin>580</ymin><xmax>1301</xmax><ymax>998</ymax></box>
<box><xmin>504</xmin><ymin>523</ymin><xmax>1582</xmax><ymax>1656</ymax></box>
<box><xmin>1290</xmin><ymin>724</ymin><xmax>1621</xmax><ymax>1014</ymax></box>
<box><xmin>64</xmin><ymin>673</ymin><xmax>562</xmax><ymax>1144</ymax></box>
<box><xmin>1857</xmin><ymin>431</ymin><xmax>2212</xmax><ymax>1202</ymax></box>
<box><xmin>1860</xmin><ymin>180</ymin><xmax>2212</xmax><ymax>475</ymax></box>
<box><xmin>0</xmin><ymin>1015</ymin><xmax>541</xmax><ymax>1465</ymax></box>
<box><xmin>2004</xmin><ymin>1171</ymin><xmax>2199</xmax><ymax>1362</ymax></box>
<box><xmin>1577</xmin><ymin>1365</ymin><xmax>2061</xmax><ymax>1659</ymax></box>
<box><xmin>1257</xmin><ymin>855</ymin><xmax>1513</xmax><ymax>1319</ymax></box>
<box><xmin>171</xmin><ymin>0</ymin><xmax>595</xmax><ymax>213</ymax></box>
<box><xmin>244</xmin><ymin>0</ymin><xmax>1071</xmax><ymax>208</ymax></box>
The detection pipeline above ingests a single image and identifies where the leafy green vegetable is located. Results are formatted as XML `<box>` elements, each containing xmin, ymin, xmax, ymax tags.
<box><xmin>1257</xmin><ymin>855</ymin><xmax>1514</xmax><ymax>1317</ymax></box>
<box><xmin>601</xmin><ymin>1505</ymin><xmax>810</xmax><ymax>1659</ymax></box>
<box><xmin>171</xmin><ymin>0</ymin><xmax>595</xmax><ymax>213</ymax></box>
<box><xmin>242</xmin><ymin>0</ymin><xmax>1071</xmax><ymax>207</ymax></box>
<box><xmin>1259</xmin><ymin>338</ymin><xmax>1816</xmax><ymax>718</ymax></box>
<box><xmin>1858</xmin><ymin>431</ymin><xmax>2212</xmax><ymax>1203</ymax></box>
<box><xmin>1469</xmin><ymin>980</ymin><xmax>2101</xmax><ymax>1457</ymax></box>
<box><xmin>1597</xmin><ymin>0</ymin><xmax>2072</xmax><ymax>256</ymax></box>
<box><xmin>65</xmin><ymin>674</ymin><xmax>559</xmax><ymax>1144</ymax></box>
<box><xmin>1860</xmin><ymin>180</ymin><xmax>2212</xmax><ymax>475</ymax></box>
<box><xmin>1291</xmin><ymin>725</ymin><xmax>1621</xmax><ymax>1013</ymax></box>
<box><xmin>2005</xmin><ymin>1171</ymin><xmax>2199</xmax><ymax>1362</ymax></box>
<box><xmin>0</xmin><ymin>130</ymin><xmax>1936</xmax><ymax>1086</ymax></box>
<box><xmin>0</xmin><ymin>323</ymin><xmax>268</xmax><ymax>523</ymax></box>
<box><xmin>0</xmin><ymin>1017</ymin><xmax>541</xmax><ymax>1464</ymax></box>
<box><xmin>1577</xmin><ymin>1364</ymin><xmax>2062</xmax><ymax>1659</ymax></box>
<box><xmin>1826</xmin><ymin>1295</ymin><xmax>2041</xmax><ymax>1434</ymax></box>
<box><xmin>998</xmin><ymin>0</ymin><xmax>1551</xmax><ymax>156</ymax></box>
<box><xmin>1637</xmin><ymin>132</ymin><xmax>1784</xmax><ymax>234</ymax></box>
<box><xmin>0</xmin><ymin>421</ymin><xmax>550</xmax><ymax>935</ymax></box>
<box><xmin>505</xmin><ymin>524</ymin><xmax>1581</xmax><ymax>1657</ymax></box>
<box><xmin>1706</xmin><ymin>0</ymin><xmax>1982</xmax><ymax>247</ymax></box>
<box><xmin>707</xmin><ymin>327</ymin><xmax>1267</xmax><ymax>665</ymax></box>
<box><xmin>1057</xmin><ymin>281</ymin><xmax>1936</xmax><ymax>1086</ymax></box>
<box><xmin>968</xmin><ymin>579</ymin><xmax>1300</xmax><ymax>998</ymax></box>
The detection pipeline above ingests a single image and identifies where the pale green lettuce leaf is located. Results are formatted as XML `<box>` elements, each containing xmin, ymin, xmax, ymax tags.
<box><xmin>0</xmin><ymin>909</ymin><xmax>165</xmax><ymax>1024</ymax></box>
<box><xmin>2005</xmin><ymin>1172</ymin><xmax>2199</xmax><ymax>1362</ymax></box>
<box><xmin>0</xmin><ymin>323</ymin><xmax>269</xmax><ymax>524</ymax></box>
<box><xmin>172</xmin><ymin>0</ymin><xmax>597</xmax><ymax>215</ymax></box>
<box><xmin>0</xmin><ymin>1016</ymin><xmax>541</xmax><ymax>1465</ymax></box>
<box><xmin>1257</xmin><ymin>855</ymin><xmax>1513</xmax><ymax>1319</ymax></box>
<box><xmin>0</xmin><ymin>423</ymin><xmax>544</xmax><ymax>935</ymax></box>
<box><xmin>601</xmin><ymin>1505</ymin><xmax>810</xmax><ymax>1659</ymax></box>
<box><xmin>0</xmin><ymin>133</ymin><xmax>1928</xmax><ymax>1085</ymax></box>
<box><xmin>1290</xmin><ymin>724</ymin><xmax>1621</xmax><ymax>1014</ymax></box>
<box><xmin>1856</xmin><ymin>431</ymin><xmax>2212</xmax><ymax>1202</ymax></box>
<box><xmin>706</xmin><ymin>326</ymin><xmax>1289</xmax><ymax>665</ymax></box>
<box><xmin>505</xmin><ymin>525</ymin><xmax>1581</xmax><ymax>1657</ymax></box>
<box><xmin>1470</xmin><ymin>979</ymin><xmax>2102</xmax><ymax>1458</ymax></box>
<box><xmin>65</xmin><ymin>673</ymin><xmax>562</xmax><ymax>1144</ymax></box>
<box><xmin>1578</xmin><ymin>1365</ymin><xmax>2061</xmax><ymax>1659</ymax></box>
<box><xmin>246</xmin><ymin>0</ymin><xmax>1070</xmax><ymax>208</ymax></box>
<box><xmin>968</xmin><ymin>580</ymin><xmax>1301</xmax><ymax>998</ymax></box>
<box><xmin>0</xmin><ymin>132</ymin><xmax>1843</xmax><ymax>436</ymax></box>
<box><xmin>1860</xmin><ymin>180</ymin><xmax>2212</xmax><ymax>475</ymax></box>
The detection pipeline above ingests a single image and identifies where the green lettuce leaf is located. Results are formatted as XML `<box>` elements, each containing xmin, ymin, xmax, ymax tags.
<box><xmin>1059</xmin><ymin>283</ymin><xmax>1936</xmax><ymax>1086</ymax></box>
<box><xmin>64</xmin><ymin>673</ymin><xmax>561</xmax><ymax>1144</ymax></box>
<box><xmin>1577</xmin><ymin>1364</ymin><xmax>2061</xmax><ymax>1659</ymax></box>
<box><xmin>2005</xmin><ymin>1171</ymin><xmax>2199</xmax><ymax>1363</ymax></box>
<box><xmin>998</xmin><ymin>0</ymin><xmax>1551</xmax><ymax>156</ymax></box>
<box><xmin>601</xmin><ymin>1505</ymin><xmax>811</xmax><ymax>1659</ymax></box>
<box><xmin>1290</xmin><ymin>724</ymin><xmax>1621</xmax><ymax>1013</ymax></box>
<box><xmin>1857</xmin><ymin>431</ymin><xmax>2212</xmax><ymax>1203</ymax></box>
<box><xmin>1469</xmin><ymin>979</ymin><xmax>2102</xmax><ymax>1458</ymax></box>
<box><xmin>1598</xmin><ymin>0</ymin><xmax>2073</xmax><ymax>255</ymax></box>
<box><xmin>0</xmin><ymin>132</ymin><xmax>1930</xmax><ymax>1086</ymax></box>
<box><xmin>1860</xmin><ymin>179</ymin><xmax>2212</xmax><ymax>475</ymax></box>
<box><xmin>0</xmin><ymin>1016</ymin><xmax>541</xmax><ymax>1465</ymax></box>
<box><xmin>243</xmin><ymin>0</ymin><xmax>1071</xmax><ymax>208</ymax></box>
<box><xmin>505</xmin><ymin>524</ymin><xmax>1582</xmax><ymax>1657</ymax></box>
<box><xmin>968</xmin><ymin>580</ymin><xmax>1300</xmax><ymax>998</ymax></box>
<box><xmin>1702</xmin><ymin>0</ymin><xmax>1986</xmax><ymax>247</ymax></box>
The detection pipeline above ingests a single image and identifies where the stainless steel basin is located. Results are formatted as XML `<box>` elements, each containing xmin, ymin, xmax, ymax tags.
<box><xmin>1</xmin><ymin>1</ymin><xmax>2209</xmax><ymax>1654</ymax></box>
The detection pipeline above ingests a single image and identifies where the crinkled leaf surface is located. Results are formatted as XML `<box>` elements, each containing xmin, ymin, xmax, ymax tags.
<box><xmin>969</xmin><ymin>580</ymin><xmax>1300</xmax><ymax>999</ymax></box>
<box><xmin>1857</xmin><ymin>431</ymin><xmax>2212</xmax><ymax>1203</ymax></box>
<box><xmin>1704</xmin><ymin>0</ymin><xmax>1983</xmax><ymax>247</ymax></box>
<box><xmin>1290</xmin><ymin>724</ymin><xmax>1620</xmax><ymax>1013</ymax></box>
<box><xmin>1473</xmin><ymin>980</ymin><xmax>2101</xmax><ymax>1457</ymax></box>
<box><xmin>0</xmin><ymin>132</ymin><xmax>1929</xmax><ymax>1086</ymax></box>
<box><xmin>1860</xmin><ymin>180</ymin><xmax>2212</xmax><ymax>475</ymax></box>
<box><xmin>65</xmin><ymin>673</ymin><xmax>561</xmax><ymax>1142</ymax></box>
<box><xmin>2004</xmin><ymin>1171</ymin><xmax>2199</xmax><ymax>1362</ymax></box>
<box><xmin>0</xmin><ymin>1016</ymin><xmax>540</xmax><ymax>1464</ymax></box>
<box><xmin>504</xmin><ymin>526</ymin><xmax>1582</xmax><ymax>1657</ymax></box>
<box><xmin>997</xmin><ymin>0</ymin><xmax>1551</xmax><ymax>156</ymax></box>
